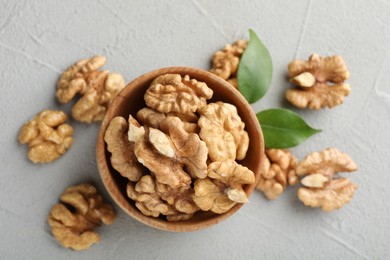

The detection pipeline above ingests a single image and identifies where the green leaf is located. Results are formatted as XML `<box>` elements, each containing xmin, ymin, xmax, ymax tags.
<box><xmin>257</xmin><ymin>108</ymin><xmax>321</xmax><ymax>149</ymax></box>
<box><xmin>237</xmin><ymin>29</ymin><xmax>273</xmax><ymax>104</ymax></box>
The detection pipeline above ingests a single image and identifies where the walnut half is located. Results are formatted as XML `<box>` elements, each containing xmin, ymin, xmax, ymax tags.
<box><xmin>127</xmin><ymin>175</ymin><xmax>198</xmax><ymax>220</ymax></box>
<box><xmin>193</xmin><ymin>160</ymin><xmax>255</xmax><ymax>214</ymax></box>
<box><xmin>209</xmin><ymin>40</ymin><xmax>248</xmax><ymax>88</ymax></box>
<box><xmin>256</xmin><ymin>149</ymin><xmax>298</xmax><ymax>200</ymax></box>
<box><xmin>18</xmin><ymin>110</ymin><xmax>74</xmax><ymax>163</ymax></box>
<box><xmin>48</xmin><ymin>183</ymin><xmax>116</xmax><ymax>251</ymax></box>
<box><xmin>104</xmin><ymin>116</ymin><xmax>144</xmax><ymax>182</ymax></box>
<box><xmin>296</xmin><ymin>148</ymin><xmax>358</xmax><ymax>211</ymax></box>
<box><xmin>57</xmin><ymin>56</ymin><xmax>126</xmax><ymax>123</ymax></box>
<box><xmin>286</xmin><ymin>54</ymin><xmax>351</xmax><ymax>110</ymax></box>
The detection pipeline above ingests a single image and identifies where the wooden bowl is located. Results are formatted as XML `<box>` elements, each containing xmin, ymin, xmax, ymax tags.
<box><xmin>97</xmin><ymin>67</ymin><xmax>264</xmax><ymax>232</ymax></box>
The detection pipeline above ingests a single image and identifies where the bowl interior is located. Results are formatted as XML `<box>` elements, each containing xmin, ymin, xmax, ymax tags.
<box><xmin>97</xmin><ymin>67</ymin><xmax>264</xmax><ymax>232</ymax></box>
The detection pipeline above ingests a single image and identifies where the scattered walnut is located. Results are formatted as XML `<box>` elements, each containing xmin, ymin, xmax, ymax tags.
<box><xmin>57</xmin><ymin>56</ymin><xmax>126</xmax><ymax>123</ymax></box>
<box><xmin>127</xmin><ymin>175</ymin><xmax>197</xmax><ymax>219</ymax></box>
<box><xmin>48</xmin><ymin>183</ymin><xmax>116</xmax><ymax>251</ymax></box>
<box><xmin>286</xmin><ymin>54</ymin><xmax>351</xmax><ymax>109</ymax></box>
<box><xmin>198</xmin><ymin>102</ymin><xmax>249</xmax><ymax>161</ymax></box>
<box><xmin>128</xmin><ymin>116</ymin><xmax>192</xmax><ymax>189</ymax></box>
<box><xmin>256</xmin><ymin>149</ymin><xmax>298</xmax><ymax>200</ymax></box>
<box><xmin>144</xmin><ymin>74</ymin><xmax>213</xmax><ymax>114</ymax></box>
<box><xmin>104</xmin><ymin>116</ymin><xmax>144</xmax><ymax>182</ymax></box>
<box><xmin>18</xmin><ymin>110</ymin><xmax>74</xmax><ymax>163</ymax></box>
<box><xmin>193</xmin><ymin>160</ymin><xmax>255</xmax><ymax>214</ymax></box>
<box><xmin>209</xmin><ymin>40</ymin><xmax>248</xmax><ymax>88</ymax></box>
<box><xmin>296</xmin><ymin>148</ymin><xmax>358</xmax><ymax>211</ymax></box>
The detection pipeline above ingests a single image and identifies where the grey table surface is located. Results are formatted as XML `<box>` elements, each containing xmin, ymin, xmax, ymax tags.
<box><xmin>1</xmin><ymin>0</ymin><xmax>389</xmax><ymax>259</ymax></box>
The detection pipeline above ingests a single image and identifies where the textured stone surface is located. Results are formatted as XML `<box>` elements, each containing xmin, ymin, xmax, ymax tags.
<box><xmin>1</xmin><ymin>0</ymin><xmax>389</xmax><ymax>259</ymax></box>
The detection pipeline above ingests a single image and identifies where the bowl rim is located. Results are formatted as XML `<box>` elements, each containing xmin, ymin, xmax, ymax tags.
<box><xmin>96</xmin><ymin>66</ymin><xmax>264</xmax><ymax>232</ymax></box>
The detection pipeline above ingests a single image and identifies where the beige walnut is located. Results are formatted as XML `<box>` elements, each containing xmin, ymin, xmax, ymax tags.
<box><xmin>18</xmin><ymin>110</ymin><xmax>74</xmax><ymax>163</ymax></box>
<box><xmin>198</xmin><ymin>102</ymin><xmax>249</xmax><ymax>161</ymax></box>
<box><xmin>48</xmin><ymin>183</ymin><xmax>116</xmax><ymax>251</ymax></box>
<box><xmin>286</xmin><ymin>54</ymin><xmax>350</xmax><ymax>109</ymax></box>
<box><xmin>104</xmin><ymin>116</ymin><xmax>144</xmax><ymax>182</ymax></box>
<box><xmin>127</xmin><ymin>175</ymin><xmax>198</xmax><ymax>220</ymax></box>
<box><xmin>137</xmin><ymin>107</ymin><xmax>199</xmax><ymax>133</ymax></box>
<box><xmin>296</xmin><ymin>148</ymin><xmax>358</xmax><ymax>211</ymax></box>
<box><xmin>127</xmin><ymin>116</ymin><xmax>192</xmax><ymax>189</ymax></box>
<box><xmin>144</xmin><ymin>74</ymin><xmax>213</xmax><ymax>114</ymax></box>
<box><xmin>56</xmin><ymin>56</ymin><xmax>125</xmax><ymax>123</ymax></box>
<box><xmin>159</xmin><ymin>116</ymin><xmax>208</xmax><ymax>179</ymax></box>
<box><xmin>209</xmin><ymin>40</ymin><xmax>248</xmax><ymax>88</ymax></box>
<box><xmin>193</xmin><ymin>160</ymin><xmax>255</xmax><ymax>214</ymax></box>
<box><xmin>256</xmin><ymin>149</ymin><xmax>298</xmax><ymax>200</ymax></box>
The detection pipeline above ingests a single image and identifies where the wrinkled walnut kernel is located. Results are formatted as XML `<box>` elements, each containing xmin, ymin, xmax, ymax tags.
<box><xmin>48</xmin><ymin>183</ymin><xmax>116</xmax><ymax>251</ymax></box>
<box><xmin>256</xmin><ymin>149</ymin><xmax>298</xmax><ymax>200</ymax></box>
<box><xmin>286</xmin><ymin>54</ymin><xmax>350</xmax><ymax>109</ymax></box>
<box><xmin>18</xmin><ymin>110</ymin><xmax>74</xmax><ymax>163</ymax></box>
<box><xmin>57</xmin><ymin>56</ymin><xmax>125</xmax><ymax>123</ymax></box>
<box><xmin>193</xmin><ymin>160</ymin><xmax>255</xmax><ymax>214</ymax></box>
<box><xmin>128</xmin><ymin>116</ymin><xmax>192</xmax><ymax>189</ymax></box>
<box><xmin>137</xmin><ymin>108</ymin><xmax>199</xmax><ymax>134</ymax></box>
<box><xmin>127</xmin><ymin>175</ymin><xmax>198</xmax><ymax>219</ymax></box>
<box><xmin>209</xmin><ymin>40</ymin><xmax>248</xmax><ymax>88</ymax></box>
<box><xmin>159</xmin><ymin>116</ymin><xmax>208</xmax><ymax>179</ymax></box>
<box><xmin>104</xmin><ymin>116</ymin><xmax>144</xmax><ymax>182</ymax></box>
<box><xmin>144</xmin><ymin>74</ymin><xmax>213</xmax><ymax>114</ymax></box>
<box><xmin>198</xmin><ymin>102</ymin><xmax>249</xmax><ymax>161</ymax></box>
<box><xmin>296</xmin><ymin>148</ymin><xmax>358</xmax><ymax>211</ymax></box>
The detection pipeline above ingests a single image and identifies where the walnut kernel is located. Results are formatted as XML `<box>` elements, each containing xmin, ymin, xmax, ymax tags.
<box><xmin>296</xmin><ymin>148</ymin><xmax>358</xmax><ymax>211</ymax></box>
<box><xmin>209</xmin><ymin>40</ymin><xmax>248</xmax><ymax>88</ymax></box>
<box><xmin>127</xmin><ymin>175</ymin><xmax>198</xmax><ymax>219</ymax></box>
<box><xmin>57</xmin><ymin>56</ymin><xmax>126</xmax><ymax>123</ymax></box>
<box><xmin>256</xmin><ymin>149</ymin><xmax>298</xmax><ymax>200</ymax></box>
<box><xmin>144</xmin><ymin>74</ymin><xmax>213</xmax><ymax>114</ymax></box>
<box><xmin>18</xmin><ymin>110</ymin><xmax>74</xmax><ymax>163</ymax></box>
<box><xmin>193</xmin><ymin>160</ymin><xmax>255</xmax><ymax>214</ymax></box>
<box><xmin>198</xmin><ymin>102</ymin><xmax>249</xmax><ymax>161</ymax></box>
<box><xmin>104</xmin><ymin>116</ymin><xmax>144</xmax><ymax>181</ymax></box>
<box><xmin>48</xmin><ymin>183</ymin><xmax>116</xmax><ymax>251</ymax></box>
<box><xmin>286</xmin><ymin>54</ymin><xmax>351</xmax><ymax>109</ymax></box>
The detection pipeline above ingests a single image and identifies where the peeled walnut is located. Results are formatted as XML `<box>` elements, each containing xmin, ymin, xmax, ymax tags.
<box><xmin>198</xmin><ymin>102</ymin><xmax>249</xmax><ymax>161</ymax></box>
<box><xmin>156</xmin><ymin>181</ymin><xmax>199</xmax><ymax>214</ymax></box>
<box><xmin>159</xmin><ymin>116</ymin><xmax>208</xmax><ymax>179</ymax></box>
<box><xmin>104</xmin><ymin>116</ymin><xmax>143</xmax><ymax>181</ymax></box>
<box><xmin>48</xmin><ymin>183</ymin><xmax>116</xmax><ymax>251</ymax></box>
<box><xmin>137</xmin><ymin>107</ymin><xmax>199</xmax><ymax>133</ymax></box>
<box><xmin>286</xmin><ymin>54</ymin><xmax>350</xmax><ymax>109</ymax></box>
<box><xmin>256</xmin><ymin>149</ymin><xmax>298</xmax><ymax>200</ymax></box>
<box><xmin>193</xmin><ymin>160</ymin><xmax>255</xmax><ymax>214</ymax></box>
<box><xmin>56</xmin><ymin>56</ymin><xmax>125</xmax><ymax>123</ymax></box>
<box><xmin>144</xmin><ymin>74</ymin><xmax>213</xmax><ymax>114</ymax></box>
<box><xmin>18</xmin><ymin>110</ymin><xmax>74</xmax><ymax>163</ymax></box>
<box><xmin>296</xmin><ymin>148</ymin><xmax>358</xmax><ymax>211</ymax></box>
<box><xmin>127</xmin><ymin>175</ymin><xmax>197</xmax><ymax>219</ymax></box>
<box><xmin>209</xmin><ymin>40</ymin><xmax>248</xmax><ymax>88</ymax></box>
<box><xmin>128</xmin><ymin>116</ymin><xmax>192</xmax><ymax>189</ymax></box>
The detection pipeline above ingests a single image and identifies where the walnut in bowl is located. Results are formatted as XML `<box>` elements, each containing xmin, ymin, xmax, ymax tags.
<box><xmin>96</xmin><ymin>67</ymin><xmax>264</xmax><ymax>232</ymax></box>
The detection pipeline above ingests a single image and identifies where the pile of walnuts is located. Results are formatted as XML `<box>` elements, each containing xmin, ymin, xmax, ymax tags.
<box><xmin>104</xmin><ymin>73</ymin><xmax>255</xmax><ymax>220</ymax></box>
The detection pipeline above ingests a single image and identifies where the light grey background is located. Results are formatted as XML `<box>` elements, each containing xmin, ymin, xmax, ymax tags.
<box><xmin>1</xmin><ymin>0</ymin><xmax>389</xmax><ymax>259</ymax></box>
